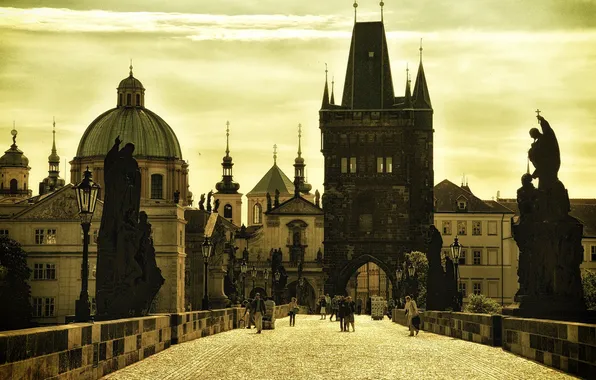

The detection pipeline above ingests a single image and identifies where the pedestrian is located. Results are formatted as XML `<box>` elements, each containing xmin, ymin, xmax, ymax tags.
<box><xmin>345</xmin><ymin>296</ymin><xmax>356</xmax><ymax>332</ymax></box>
<box><xmin>329</xmin><ymin>296</ymin><xmax>338</xmax><ymax>322</ymax></box>
<box><xmin>356</xmin><ymin>298</ymin><xmax>363</xmax><ymax>315</ymax></box>
<box><xmin>337</xmin><ymin>296</ymin><xmax>346</xmax><ymax>331</ymax></box>
<box><xmin>325</xmin><ymin>293</ymin><xmax>332</xmax><ymax>318</ymax></box>
<box><xmin>288</xmin><ymin>297</ymin><xmax>298</xmax><ymax>326</ymax></box>
<box><xmin>404</xmin><ymin>295</ymin><xmax>420</xmax><ymax>336</ymax></box>
<box><xmin>251</xmin><ymin>293</ymin><xmax>267</xmax><ymax>334</ymax></box>
<box><xmin>319</xmin><ymin>295</ymin><xmax>327</xmax><ymax>320</ymax></box>
<box><xmin>241</xmin><ymin>299</ymin><xmax>253</xmax><ymax>329</ymax></box>
<box><xmin>366</xmin><ymin>297</ymin><xmax>371</xmax><ymax>315</ymax></box>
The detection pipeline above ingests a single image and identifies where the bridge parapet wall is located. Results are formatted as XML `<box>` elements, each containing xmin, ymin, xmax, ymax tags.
<box><xmin>0</xmin><ymin>305</ymin><xmax>288</xmax><ymax>380</ymax></box>
<box><xmin>502</xmin><ymin>317</ymin><xmax>596</xmax><ymax>378</ymax></box>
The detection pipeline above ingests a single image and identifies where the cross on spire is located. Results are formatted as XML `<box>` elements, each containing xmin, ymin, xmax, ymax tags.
<box><xmin>129</xmin><ymin>58</ymin><xmax>133</xmax><ymax>77</ymax></box>
<box><xmin>273</xmin><ymin>144</ymin><xmax>278</xmax><ymax>164</ymax></box>
<box><xmin>52</xmin><ymin>116</ymin><xmax>57</xmax><ymax>153</ymax></box>
<box><xmin>11</xmin><ymin>121</ymin><xmax>17</xmax><ymax>146</ymax></box>
<box><xmin>297</xmin><ymin>123</ymin><xmax>302</xmax><ymax>158</ymax></box>
<box><xmin>419</xmin><ymin>38</ymin><xmax>423</xmax><ymax>61</ymax></box>
<box><xmin>225</xmin><ymin>120</ymin><xmax>230</xmax><ymax>157</ymax></box>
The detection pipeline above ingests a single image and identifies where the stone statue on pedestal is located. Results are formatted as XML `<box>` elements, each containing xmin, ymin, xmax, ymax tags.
<box><xmin>198</xmin><ymin>194</ymin><xmax>206</xmax><ymax>211</ymax></box>
<box><xmin>96</xmin><ymin>137</ymin><xmax>165</xmax><ymax>319</ymax></box>
<box><xmin>425</xmin><ymin>225</ymin><xmax>445</xmax><ymax>311</ymax></box>
<box><xmin>504</xmin><ymin>114</ymin><xmax>586</xmax><ymax>320</ymax></box>
<box><xmin>315</xmin><ymin>190</ymin><xmax>320</xmax><ymax>208</ymax></box>
<box><xmin>206</xmin><ymin>191</ymin><xmax>213</xmax><ymax>213</ymax></box>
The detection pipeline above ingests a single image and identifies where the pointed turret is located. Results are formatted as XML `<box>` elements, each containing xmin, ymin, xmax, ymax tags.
<box><xmin>39</xmin><ymin>118</ymin><xmax>65</xmax><ymax>195</ymax></box>
<box><xmin>294</xmin><ymin>123</ymin><xmax>312</xmax><ymax>195</ymax></box>
<box><xmin>321</xmin><ymin>64</ymin><xmax>330</xmax><ymax>109</ymax></box>
<box><xmin>404</xmin><ymin>64</ymin><xmax>413</xmax><ymax>108</ymax></box>
<box><xmin>413</xmin><ymin>41</ymin><xmax>432</xmax><ymax>109</ymax></box>
<box><xmin>215</xmin><ymin>121</ymin><xmax>240</xmax><ymax>194</ymax></box>
<box><xmin>330</xmin><ymin>76</ymin><xmax>336</xmax><ymax>105</ymax></box>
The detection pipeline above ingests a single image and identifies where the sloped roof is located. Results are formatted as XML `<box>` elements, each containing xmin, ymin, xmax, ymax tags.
<box><xmin>434</xmin><ymin>179</ymin><xmax>514</xmax><ymax>214</ymax></box>
<box><xmin>266</xmin><ymin>195</ymin><xmax>323</xmax><ymax>216</ymax></box>
<box><xmin>247</xmin><ymin>164</ymin><xmax>294</xmax><ymax>196</ymax></box>
<box><xmin>497</xmin><ymin>198</ymin><xmax>596</xmax><ymax>237</ymax></box>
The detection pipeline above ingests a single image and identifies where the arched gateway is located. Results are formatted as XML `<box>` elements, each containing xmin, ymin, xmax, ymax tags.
<box><xmin>335</xmin><ymin>254</ymin><xmax>396</xmax><ymax>297</ymax></box>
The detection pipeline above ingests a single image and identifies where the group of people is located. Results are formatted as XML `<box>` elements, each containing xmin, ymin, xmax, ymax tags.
<box><xmin>318</xmin><ymin>294</ymin><xmax>356</xmax><ymax>332</ymax></box>
<box><xmin>241</xmin><ymin>293</ymin><xmax>272</xmax><ymax>334</ymax></box>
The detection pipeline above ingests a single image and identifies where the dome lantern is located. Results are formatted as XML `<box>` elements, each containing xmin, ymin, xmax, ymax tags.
<box><xmin>117</xmin><ymin>61</ymin><xmax>145</xmax><ymax>108</ymax></box>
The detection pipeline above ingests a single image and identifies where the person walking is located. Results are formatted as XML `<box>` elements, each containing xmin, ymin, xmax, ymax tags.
<box><xmin>241</xmin><ymin>299</ymin><xmax>253</xmax><ymax>329</ymax></box>
<box><xmin>325</xmin><ymin>294</ymin><xmax>332</xmax><ymax>318</ymax></box>
<box><xmin>329</xmin><ymin>296</ymin><xmax>338</xmax><ymax>322</ymax></box>
<box><xmin>345</xmin><ymin>296</ymin><xmax>356</xmax><ymax>332</ymax></box>
<box><xmin>337</xmin><ymin>296</ymin><xmax>346</xmax><ymax>332</ymax></box>
<box><xmin>288</xmin><ymin>297</ymin><xmax>298</xmax><ymax>327</ymax></box>
<box><xmin>405</xmin><ymin>295</ymin><xmax>420</xmax><ymax>336</ymax></box>
<box><xmin>251</xmin><ymin>293</ymin><xmax>267</xmax><ymax>334</ymax></box>
<box><xmin>356</xmin><ymin>298</ymin><xmax>363</xmax><ymax>315</ymax></box>
<box><xmin>319</xmin><ymin>295</ymin><xmax>327</xmax><ymax>320</ymax></box>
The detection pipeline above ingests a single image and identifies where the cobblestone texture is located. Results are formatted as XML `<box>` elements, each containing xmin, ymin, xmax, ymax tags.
<box><xmin>103</xmin><ymin>315</ymin><xmax>576</xmax><ymax>380</ymax></box>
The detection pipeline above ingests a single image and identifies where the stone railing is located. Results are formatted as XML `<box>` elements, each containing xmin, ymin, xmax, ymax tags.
<box><xmin>0</xmin><ymin>305</ymin><xmax>289</xmax><ymax>380</ymax></box>
<box><xmin>502</xmin><ymin>317</ymin><xmax>596</xmax><ymax>378</ymax></box>
<box><xmin>392</xmin><ymin>310</ymin><xmax>595</xmax><ymax>378</ymax></box>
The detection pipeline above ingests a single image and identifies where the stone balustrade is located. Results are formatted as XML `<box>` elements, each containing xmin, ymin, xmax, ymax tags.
<box><xmin>392</xmin><ymin>309</ymin><xmax>595</xmax><ymax>378</ymax></box>
<box><xmin>0</xmin><ymin>304</ymin><xmax>288</xmax><ymax>380</ymax></box>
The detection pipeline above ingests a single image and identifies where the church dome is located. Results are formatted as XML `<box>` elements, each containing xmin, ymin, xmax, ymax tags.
<box><xmin>75</xmin><ymin>67</ymin><xmax>182</xmax><ymax>159</ymax></box>
<box><xmin>0</xmin><ymin>129</ymin><xmax>29</xmax><ymax>168</ymax></box>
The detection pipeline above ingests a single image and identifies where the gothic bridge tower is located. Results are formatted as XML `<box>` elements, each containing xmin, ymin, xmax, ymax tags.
<box><xmin>320</xmin><ymin>4</ymin><xmax>434</xmax><ymax>296</ymax></box>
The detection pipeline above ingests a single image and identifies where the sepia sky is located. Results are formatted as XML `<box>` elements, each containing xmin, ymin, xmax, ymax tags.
<box><xmin>1</xmin><ymin>0</ymin><xmax>596</xmax><ymax>219</ymax></box>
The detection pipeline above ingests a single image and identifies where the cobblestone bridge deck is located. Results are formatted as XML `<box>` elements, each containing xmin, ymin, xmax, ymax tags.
<box><xmin>103</xmin><ymin>315</ymin><xmax>575</xmax><ymax>380</ymax></box>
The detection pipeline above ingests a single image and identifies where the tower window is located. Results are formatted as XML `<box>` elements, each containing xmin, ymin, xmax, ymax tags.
<box><xmin>126</xmin><ymin>93</ymin><xmax>132</xmax><ymax>106</ymax></box>
<box><xmin>386</xmin><ymin>157</ymin><xmax>393</xmax><ymax>173</ymax></box>
<box><xmin>224</xmin><ymin>204</ymin><xmax>233</xmax><ymax>219</ymax></box>
<box><xmin>136</xmin><ymin>93</ymin><xmax>140</xmax><ymax>106</ymax></box>
<box><xmin>349</xmin><ymin>157</ymin><xmax>357</xmax><ymax>173</ymax></box>
<box><xmin>10</xmin><ymin>179</ymin><xmax>17</xmax><ymax>193</ymax></box>
<box><xmin>119</xmin><ymin>93</ymin><xmax>123</xmax><ymax>106</ymax></box>
<box><xmin>253</xmin><ymin>203</ymin><xmax>262</xmax><ymax>224</ymax></box>
<box><xmin>376</xmin><ymin>157</ymin><xmax>384</xmax><ymax>173</ymax></box>
<box><xmin>151</xmin><ymin>174</ymin><xmax>163</xmax><ymax>199</ymax></box>
<box><xmin>341</xmin><ymin>158</ymin><xmax>348</xmax><ymax>173</ymax></box>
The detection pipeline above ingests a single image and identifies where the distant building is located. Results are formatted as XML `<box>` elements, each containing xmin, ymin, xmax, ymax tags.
<box><xmin>0</xmin><ymin>126</ymin><xmax>32</xmax><ymax>203</ymax></box>
<box><xmin>38</xmin><ymin>119</ymin><xmax>65</xmax><ymax>196</ymax></box>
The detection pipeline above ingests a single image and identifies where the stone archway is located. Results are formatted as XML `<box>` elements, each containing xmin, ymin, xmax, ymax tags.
<box><xmin>335</xmin><ymin>254</ymin><xmax>397</xmax><ymax>299</ymax></box>
<box><xmin>249</xmin><ymin>287</ymin><xmax>267</xmax><ymax>299</ymax></box>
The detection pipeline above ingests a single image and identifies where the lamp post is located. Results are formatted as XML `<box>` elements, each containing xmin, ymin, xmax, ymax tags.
<box><xmin>407</xmin><ymin>263</ymin><xmax>416</xmax><ymax>300</ymax></box>
<box><xmin>450</xmin><ymin>236</ymin><xmax>463</xmax><ymax>311</ymax></box>
<box><xmin>74</xmin><ymin>167</ymin><xmax>100</xmax><ymax>322</ymax></box>
<box><xmin>274</xmin><ymin>270</ymin><xmax>281</xmax><ymax>304</ymax></box>
<box><xmin>240</xmin><ymin>260</ymin><xmax>247</xmax><ymax>299</ymax></box>
<box><xmin>395</xmin><ymin>267</ymin><xmax>403</xmax><ymax>307</ymax></box>
<box><xmin>202</xmin><ymin>237</ymin><xmax>213</xmax><ymax>310</ymax></box>
<box><xmin>264</xmin><ymin>268</ymin><xmax>270</xmax><ymax>297</ymax></box>
<box><xmin>251</xmin><ymin>265</ymin><xmax>257</xmax><ymax>293</ymax></box>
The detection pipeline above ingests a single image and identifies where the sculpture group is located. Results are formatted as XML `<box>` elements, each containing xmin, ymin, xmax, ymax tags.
<box><xmin>96</xmin><ymin>137</ymin><xmax>165</xmax><ymax>319</ymax></box>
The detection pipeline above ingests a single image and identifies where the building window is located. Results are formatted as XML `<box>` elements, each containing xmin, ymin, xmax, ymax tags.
<box><xmin>32</xmin><ymin>298</ymin><xmax>43</xmax><ymax>317</ymax></box>
<box><xmin>341</xmin><ymin>158</ymin><xmax>348</xmax><ymax>173</ymax></box>
<box><xmin>32</xmin><ymin>297</ymin><xmax>56</xmax><ymax>317</ymax></box>
<box><xmin>349</xmin><ymin>157</ymin><xmax>357</xmax><ymax>173</ymax></box>
<box><xmin>459</xmin><ymin>282</ymin><xmax>467</xmax><ymax>298</ymax></box>
<box><xmin>119</xmin><ymin>93</ymin><xmax>123</xmax><ymax>106</ymax></box>
<box><xmin>459</xmin><ymin>250</ymin><xmax>466</xmax><ymax>265</ymax></box>
<box><xmin>10</xmin><ymin>179</ymin><xmax>17</xmax><ymax>193</ymax></box>
<box><xmin>224</xmin><ymin>204</ymin><xmax>233</xmax><ymax>218</ymax></box>
<box><xmin>136</xmin><ymin>93</ymin><xmax>140</xmax><ymax>106</ymax></box>
<box><xmin>591</xmin><ymin>246</ymin><xmax>596</xmax><ymax>261</ymax></box>
<box><xmin>126</xmin><ymin>93</ymin><xmax>131</xmax><ymax>106</ymax></box>
<box><xmin>35</xmin><ymin>229</ymin><xmax>56</xmax><ymax>245</ymax></box>
<box><xmin>45</xmin><ymin>264</ymin><xmax>56</xmax><ymax>280</ymax></box>
<box><xmin>488</xmin><ymin>221</ymin><xmax>497</xmax><ymax>235</ymax></box>
<box><xmin>457</xmin><ymin>199</ymin><xmax>467</xmax><ymax>210</ymax></box>
<box><xmin>33</xmin><ymin>263</ymin><xmax>56</xmax><ymax>280</ymax></box>
<box><xmin>386</xmin><ymin>157</ymin><xmax>393</xmax><ymax>173</ymax></box>
<box><xmin>472</xmin><ymin>221</ymin><xmax>482</xmax><ymax>235</ymax></box>
<box><xmin>473</xmin><ymin>282</ymin><xmax>482</xmax><ymax>295</ymax></box>
<box><xmin>253</xmin><ymin>203</ymin><xmax>262</xmax><ymax>224</ymax></box>
<box><xmin>473</xmin><ymin>250</ymin><xmax>482</xmax><ymax>265</ymax></box>
<box><xmin>0</xmin><ymin>229</ymin><xmax>8</xmax><ymax>237</ymax></box>
<box><xmin>151</xmin><ymin>174</ymin><xmax>163</xmax><ymax>199</ymax></box>
<box><xmin>376</xmin><ymin>157</ymin><xmax>384</xmax><ymax>173</ymax></box>
<box><xmin>457</xmin><ymin>221</ymin><xmax>467</xmax><ymax>235</ymax></box>
<box><xmin>442</xmin><ymin>221</ymin><xmax>452</xmax><ymax>235</ymax></box>
<box><xmin>33</xmin><ymin>263</ymin><xmax>44</xmax><ymax>280</ymax></box>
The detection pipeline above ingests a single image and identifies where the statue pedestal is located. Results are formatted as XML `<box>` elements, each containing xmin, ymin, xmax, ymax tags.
<box><xmin>510</xmin><ymin>213</ymin><xmax>587</xmax><ymax>321</ymax></box>
<box><xmin>209</xmin><ymin>266</ymin><xmax>229</xmax><ymax>309</ymax></box>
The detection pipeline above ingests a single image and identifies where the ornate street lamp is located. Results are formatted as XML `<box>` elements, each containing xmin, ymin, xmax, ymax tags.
<box><xmin>274</xmin><ymin>269</ymin><xmax>281</xmax><ymax>304</ymax></box>
<box><xmin>394</xmin><ymin>267</ymin><xmax>403</xmax><ymax>308</ymax></box>
<box><xmin>264</xmin><ymin>268</ymin><xmax>270</xmax><ymax>296</ymax></box>
<box><xmin>251</xmin><ymin>265</ymin><xmax>257</xmax><ymax>292</ymax></box>
<box><xmin>74</xmin><ymin>167</ymin><xmax>100</xmax><ymax>322</ymax></box>
<box><xmin>201</xmin><ymin>237</ymin><xmax>213</xmax><ymax>310</ymax></box>
<box><xmin>450</xmin><ymin>236</ymin><xmax>463</xmax><ymax>310</ymax></box>
<box><xmin>240</xmin><ymin>260</ymin><xmax>247</xmax><ymax>299</ymax></box>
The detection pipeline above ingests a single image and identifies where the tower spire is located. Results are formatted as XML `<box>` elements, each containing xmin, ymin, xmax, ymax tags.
<box><xmin>51</xmin><ymin>117</ymin><xmax>57</xmax><ymax>155</ymax></box>
<box><xmin>413</xmin><ymin>38</ymin><xmax>432</xmax><ymax>109</ymax></box>
<box><xmin>129</xmin><ymin>58</ymin><xmax>133</xmax><ymax>77</ymax></box>
<box><xmin>225</xmin><ymin>120</ymin><xmax>230</xmax><ymax>157</ymax></box>
<box><xmin>294</xmin><ymin>123</ymin><xmax>311</xmax><ymax>195</ymax></box>
<box><xmin>404</xmin><ymin>63</ymin><xmax>412</xmax><ymax>107</ymax></box>
<box><xmin>353</xmin><ymin>1</ymin><xmax>358</xmax><ymax>23</ymax></box>
<box><xmin>215</xmin><ymin>120</ymin><xmax>240</xmax><ymax>194</ymax></box>
<box><xmin>273</xmin><ymin>144</ymin><xmax>277</xmax><ymax>165</ymax></box>
<box><xmin>297</xmin><ymin>123</ymin><xmax>302</xmax><ymax>158</ymax></box>
<box><xmin>321</xmin><ymin>63</ymin><xmax>330</xmax><ymax>109</ymax></box>
<box><xmin>380</xmin><ymin>1</ymin><xmax>385</xmax><ymax>22</ymax></box>
<box><xmin>330</xmin><ymin>75</ymin><xmax>335</xmax><ymax>105</ymax></box>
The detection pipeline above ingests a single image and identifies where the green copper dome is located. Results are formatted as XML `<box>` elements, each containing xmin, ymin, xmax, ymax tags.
<box><xmin>75</xmin><ymin>69</ymin><xmax>182</xmax><ymax>159</ymax></box>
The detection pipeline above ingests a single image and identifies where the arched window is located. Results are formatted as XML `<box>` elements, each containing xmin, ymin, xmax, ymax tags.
<box><xmin>10</xmin><ymin>179</ymin><xmax>17</xmax><ymax>193</ymax></box>
<box><xmin>224</xmin><ymin>204</ymin><xmax>233</xmax><ymax>218</ymax></box>
<box><xmin>151</xmin><ymin>174</ymin><xmax>163</xmax><ymax>199</ymax></box>
<box><xmin>119</xmin><ymin>93</ymin><xmax>123</xmax><ymax>106</ymax></box>
<box><xmin>126</xmin><ymin>93</ymin><xmax>131</xmax><ymax>106</ymax></box>
<box><xmin>136</xmin><ymin>93</ymin><xmax>140</xmax><ymax>106</ymax></box>
<box><xmin>253</xmin><ymin>203</ymin><xmax>262</xmax><ymax>224</ymax></box>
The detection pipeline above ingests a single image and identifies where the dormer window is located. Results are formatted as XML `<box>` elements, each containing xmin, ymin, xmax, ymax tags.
<box><xmin>456</xmin><ymin>195</ymin><xmax>468</xmax><ymax>211</ymax></box>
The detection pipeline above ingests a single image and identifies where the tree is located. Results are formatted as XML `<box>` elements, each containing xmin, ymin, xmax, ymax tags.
<box><xmin>0</xmin><ymin>236</ymin><xmax>32</xmax><ymax>330</ymax></box>
<box><xmin>404</xmin><ymin>251</ymin><xmax>428</xmax><ymax>308</ymax></box>
<box><xmin>464</xmin><ymin>294</ymin><xmax>502</xmax><ymax>315</ymax></box>
<box><xmin>582</xmin><ymin>270</ymin><xmax>596</xmax><ymax>310</ymax></box>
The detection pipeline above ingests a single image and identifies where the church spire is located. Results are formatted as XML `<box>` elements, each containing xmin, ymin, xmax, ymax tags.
<box><xmin>215</xmin><ymin>120</ymin><xmax>240</xmax><ymax>194</ymax></box>
<box><xmin>413</xmin><ymin>39</ymin><xmax>432</xmax><ymax>109</ymax></box>
<box><xmin>39</xmin><ymin>117</ymin><xmax>65</xmax><ymax>195</ymax></box>
<box><xmin>294</xmin><ymin>123</ymin><xmax>312</xmax><ymax>195</ymax></box>
<box><xmin>330</xmin><ymin>76</ymin><xmax>336</xmax><ymax>105</ymax></box>
<box><xmin>404</xmin><ymin>63</ymin><xmax>413</xmax><ymax>107</ymax></box>
<box><xmin>321</xmin><ymin>63</ymin><xmax>330</xmax><ymax>109</ymax></box>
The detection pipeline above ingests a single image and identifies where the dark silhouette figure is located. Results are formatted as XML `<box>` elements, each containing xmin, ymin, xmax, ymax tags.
<box><xmin>266</xmin><ymin>192</ymin><xmax>272</xmax><ymax>211</ymax></box>
<box><xmin>174</xmin><ymin>190</ymin><xmax>180</xmax><ymax>204</ymax></box>
<box><xmin>207</xmin><ymin>191</ymin><xmax>213</xmax><ymax>213</ymax></box>
<box><xmin>315</xmin><ymin>190</ymin><xmax>320</xmax><ymax>207</ymax></box>
<box><xmin>214</xmin><ymin>199</ymin><xmax>220</xmax><ymax>213</ymax></box>
<box><xmin>198</xmin><ymin>193</ymin><xmax>206</xmax><ymax>210</ymax></box>
<box><xmin>274</xmin><ymin>189</ymin><xmax>280</xmax><ymax>207</ymax></box>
